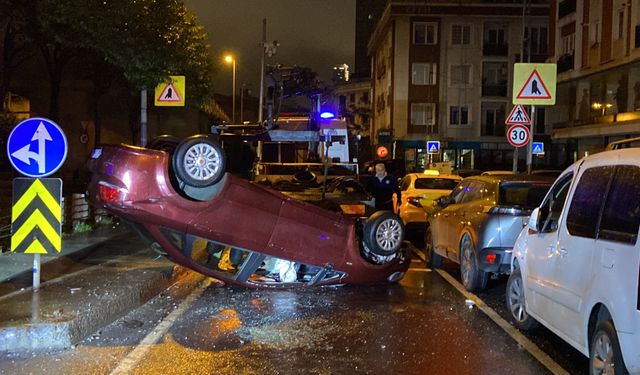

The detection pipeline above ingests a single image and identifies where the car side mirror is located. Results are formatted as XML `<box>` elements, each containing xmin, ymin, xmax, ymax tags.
<box><xmin>436</xmin><ymin>195</ymin><xmax>450</xmax><ymax>208</ymax></box>
<box><xmin>528</xmin><ymin>207</ymin><xmax>541</xmax><ymax>232</ymax></box>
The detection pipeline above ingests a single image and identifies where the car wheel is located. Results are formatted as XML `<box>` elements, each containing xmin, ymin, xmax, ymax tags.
<box><xmin>363</xmin><ymin>211</ymin><xmax>405</xmax><ymax>256</ymax></box>
<box><xmin>424</xmin><ymin>228</ymin><xmax>443</xmax><ymax>269</ymax></box>
<box><xmin>590</xmin><ymin>320</ymin><xmax>628</xmax><ymax>375</ymax></box>
<box><xmin>146</xmin><ymin>135</ymin><xmax>180</xmax><ymax>154</ymax></box>
<box><xmin>173</xmin><ymin>136</ymin><xmax>226</xmax><ymax>187</ymax></box>
<box><xmin>506</xmin><ymin>268</ymin><xmax>538</xmax><ymax>330</ymax></box>
<box><xmin>459</xmin><ymin>233</ymin><xmax>488</xmax><ymax>291</ymax></box>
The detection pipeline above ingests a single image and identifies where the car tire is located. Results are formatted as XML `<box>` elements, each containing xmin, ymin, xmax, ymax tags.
<box><xmin>506</xmin><ymin>268</ymin><xmax>538</xmax><ymax>330</ymax></box>
<box><xmin>459</xmin><ymin>233</ymin><xmax>488</xmax><ymax>291</ymax></box>
<box><xmin>363</xmin><ymin>211</ymin><xmax>405</xmax><ymax>256</ymax></box>
<box><xmin>146</xmin><ymin>135</ymin><xmax>180</xmax><ymax>154</ymax></box>
<box><xmin>424</xmin><ymin>228</ymin><xmax>443</xmax><ymax>269</ymax></box>
<box><xmin>173</xmin><ymin>135</ymin><xmax>226</xmax><ymax>187</ymax></box>
<box><xmin>589</xmin><ymin>319</ymin><xmax>628</xmax><ymax>375</ymax></box>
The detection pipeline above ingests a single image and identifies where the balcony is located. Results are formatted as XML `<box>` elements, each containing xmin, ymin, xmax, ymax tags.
<box><xmin>557</xmin><ymin>53</ymin><xmax>574</xmax><ymax>73</ymax></box>
<box><xmin>483</xmin><ymin>43</ymin><xmax>509</xmax><ymax>56</ymax></box>
<box><xmin>558</xmin><ymin>0</ymin><xmax>576</xmax><ymax>19</ymax></box>
<box><xmin>482</xmin><ymin>85</ymin><xmax>508</xmax><ymax>97</ymax></box>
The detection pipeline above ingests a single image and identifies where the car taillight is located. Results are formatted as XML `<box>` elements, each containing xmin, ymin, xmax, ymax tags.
<box><xmin>488</xmin><ymin>206</ymin><xmax>529</xmax><ymax>216</ymax></box>
<box><xmin>407</xmin><ymin>197</ymin><xmax>422</xmax><ymax>207</ymax></box>
<box><xmin>98</xmin><ymin>182</ymin><xmax>126</xmax><ymax>202</ymax></box>
<box><xmin>486</xmin><ymin>254</ymin><xmax>497</xmax><ymax>264</ymax></box>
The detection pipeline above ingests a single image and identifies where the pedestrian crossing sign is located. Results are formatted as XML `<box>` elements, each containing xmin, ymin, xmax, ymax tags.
<box><xmin>155</xmin><ymin>75</ymin><xmax>185</xmax><ymax>107</ymax></box>
<box><xmin>512</xmin><ymin>63</ymin><xmax>556</xmax><ymax>105</ymax></box>
<box><xmin>532</xmin><ymin>142</ymin><xmax>544</xmax><ymax>155</ymax></box>
<box><xmin>427</xmin><ymin>141</ymin><xmax>440</xmax><ymax>154</ymax></box>
<box><xmin>505</xmin><ymin>104</ymin><xmax>531</xmax><ymax>125</ymax></box>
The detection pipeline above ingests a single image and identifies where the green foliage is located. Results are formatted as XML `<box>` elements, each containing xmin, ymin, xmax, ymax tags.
<box><xmin>1</xmin><ymin>0</ymin><xmax>215</xmax><ymax>106</ymax></box>
<box><xmin>72</xmin><ymin>221</ymin><xmax>93</xmax><ymax>234</ymax></box>
<box><xmin>62</xmin><ymin>0</ymin><xmax>215</xmax><ymax>105</ymax></box>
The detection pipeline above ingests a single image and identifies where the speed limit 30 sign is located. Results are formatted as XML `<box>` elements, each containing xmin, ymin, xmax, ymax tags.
<box><xmin>507</xmin><ymin>124</ymin><xmax>530</xmax><ymax>147</ymax></box>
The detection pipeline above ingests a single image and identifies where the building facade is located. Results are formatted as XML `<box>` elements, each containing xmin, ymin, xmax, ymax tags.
<box><xmin>549</xmin><ymin>0</ymin><xmax>640</xmax><ymax>159</ymax></box>
<box><xmin>368</xmin><ymin>1</ymin><xmax>551</xmax><ymax>172</ymax></box>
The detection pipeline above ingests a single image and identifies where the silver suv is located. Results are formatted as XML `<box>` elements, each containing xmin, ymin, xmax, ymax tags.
<box><xmin>424</xmin><ymin>175</ymin><xmax>553</xmax><ymax>291</ymax></box>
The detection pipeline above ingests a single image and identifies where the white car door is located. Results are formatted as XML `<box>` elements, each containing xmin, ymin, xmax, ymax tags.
<box><xmin>546</xmin><ymin>165</ymin><xmax>615</xmax><ymax>343</ymax></box>
<box><xmin>524</xmin><ymin>173</ymin><xmax>574</xmax><ymax>318</ymax></box>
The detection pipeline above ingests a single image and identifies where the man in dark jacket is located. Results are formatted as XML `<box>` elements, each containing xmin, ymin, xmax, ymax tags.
<box><xmin>367</xmin><ymin>163</ymin><xmax>401</xmax><ymax>211</ymax></box>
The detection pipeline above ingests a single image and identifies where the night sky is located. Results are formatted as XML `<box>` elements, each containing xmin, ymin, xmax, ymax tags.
<box><xmin>184</xmin><ymin>0</ymin><xmax>356</xmax><ymax>96</ymax></box>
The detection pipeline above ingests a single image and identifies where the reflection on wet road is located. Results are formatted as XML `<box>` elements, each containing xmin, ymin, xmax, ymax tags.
<box><xmin>0</xmin><ymin>257</ymin><xmax>589</xmax><ymax>374</ymax></box>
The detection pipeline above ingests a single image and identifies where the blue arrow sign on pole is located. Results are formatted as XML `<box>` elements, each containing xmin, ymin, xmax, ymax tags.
<box><xmin>427</xmin><ymin>141</ymin><xmax>440</xmax><ymax>154</ymax></box>
<box><xmin>7</xmin><ymin>117</ymin><xmax>68</xmax><ymax>177</ymax></box>
<box><xmin>532</xmin><ymin>142</ymin><xmax>544</xmax><ymax>155</ymax></box>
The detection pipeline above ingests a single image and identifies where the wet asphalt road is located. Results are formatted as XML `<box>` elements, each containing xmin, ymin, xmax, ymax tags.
<box><xmin>0</xmin><ymin>248</ymin><xmax>589</xmax><ymax>374</ymax></box>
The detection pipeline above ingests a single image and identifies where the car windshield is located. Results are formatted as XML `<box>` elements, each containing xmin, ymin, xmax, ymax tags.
<box><xmin>498</xmin><ymin>182</ymin><xmax>551</xmax><ymax>208</ymax></box>
<box><xmin>414</xmin><ymin>178</ymin><xmax>460</xmax><ymax>190</ymax></box>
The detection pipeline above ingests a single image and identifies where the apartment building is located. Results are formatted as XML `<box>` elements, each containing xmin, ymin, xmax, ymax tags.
<box><xmin>549</xmin><ymin>0</ymin><xmax>640</xmax><ymax>159</ymax></box>
<box><xmin>368</xmin><ymin>1</ymin><xmax>550</xmax><ymax>171</ymax></box>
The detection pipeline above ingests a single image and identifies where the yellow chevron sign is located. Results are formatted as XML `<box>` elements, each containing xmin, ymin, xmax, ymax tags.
<box><xmin>11</xmin><ymin>178</ymin><xmax>62</xmax><ymax>254</ymax></box>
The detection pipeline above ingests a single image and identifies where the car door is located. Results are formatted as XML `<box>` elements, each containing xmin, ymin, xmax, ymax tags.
<box><xmin>441</xmin><ymin>180</ymin><xmax>475</xmax><ymax>259</ymax></box>
<box><xmin>590</xmin><ymin>165</ymin><xmax>640</xmax><ymax>336</ymax></box>
<box><xmin>394</xmin><ymin>175</ymin><xmax>412</xmax><ymax>213</ymax></box>
<box><xmin>524</xmin><ymin>172</ymin><xmax>574</xmax><ymax>319</ymax></box>
<box><xmin>450</xmin><ymin>181</ymin><xmax>485</xmax><ymax>258</ymax></box>
<box><xmin>542</xmin><ymin>166</ymin><xmax>614</xmax><ymax>341</ymax></box>
<box><xmin>431</xmin><ymin>181</ymin><xmax>467</xmax><ymax>257</ymax></box>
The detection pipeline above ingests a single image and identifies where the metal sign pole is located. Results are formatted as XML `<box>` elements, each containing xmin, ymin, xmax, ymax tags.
<box><xmin>33</xmin><ymin>254</ymin><xmax>41</xmax><ymax>292</ymax></box>
<box><xmin>527</xmin><ymin>106</ymin><xmax>535</xmax><ymax>174</ymax></box>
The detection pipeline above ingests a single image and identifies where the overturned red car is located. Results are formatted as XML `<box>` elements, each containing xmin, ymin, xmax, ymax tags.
<box><xmin>86</xmin><ymin>135</ymin><xmax>409</xmax><ymax>288</ymax></box>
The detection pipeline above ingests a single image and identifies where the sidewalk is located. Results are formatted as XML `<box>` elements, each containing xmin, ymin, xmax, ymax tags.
<box><xmin>0</xmin><ymin>223</ymin><xmax>206</xmax><ymax>353</ymax></box>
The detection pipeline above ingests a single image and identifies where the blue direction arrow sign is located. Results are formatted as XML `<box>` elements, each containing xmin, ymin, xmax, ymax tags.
<box><xmin>427</xmin><ymin>141</ymin><xmax>440</xmax><ymax>154</ymax></box>
<box><xmin>532</xmin><ymin>142</ymin><xmax>545</xmax><ymax>155</ymax></box>
<box><xmin>6</xmin><ymin>117</ymin><xmax>68</xmax><ymax>177</ymax></box>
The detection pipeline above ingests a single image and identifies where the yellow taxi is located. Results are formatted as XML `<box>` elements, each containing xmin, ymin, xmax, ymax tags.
<box><xmin>393</xmin><ymin>170</ymin><xmax>462</xmax><ymax>231</ymax></box>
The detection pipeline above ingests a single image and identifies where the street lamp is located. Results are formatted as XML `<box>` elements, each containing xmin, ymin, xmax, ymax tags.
<box><xmin>225</xmin><ymin>54</ymin><xmax>236</xmax><ymax>123</ymax></box>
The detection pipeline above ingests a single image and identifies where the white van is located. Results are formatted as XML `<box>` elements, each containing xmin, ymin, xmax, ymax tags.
<box><xmin>506</xmin><ymin>147</ymin><xmax>640</xmax><ymax>374</ymax></box>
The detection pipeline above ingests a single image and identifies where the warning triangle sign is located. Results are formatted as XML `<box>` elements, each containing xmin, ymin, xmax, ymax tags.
<box><xmin>516</xmin><ymin>69</ymin><xmax>552</xmax><ymax>100</ymax></box>
<box><xmin>156</xmin><ymin>82</ymin><xmax>183</xmax><ymax>103</ymax></box>
<box><xmin>505</xmin><ymin>104</ymin><xmax>531</xmax><ymax>125</ymax></box>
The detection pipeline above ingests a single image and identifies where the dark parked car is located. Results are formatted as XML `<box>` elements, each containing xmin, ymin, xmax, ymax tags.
<box><xmin>424</xmin><ymin>174</ymin><xmax>553</xmax><ymax>291</ymax></box>
<box><xmin>87</xmin><ymin>135</ymin><xmax>409</xmax><ymax>288</ymax></box>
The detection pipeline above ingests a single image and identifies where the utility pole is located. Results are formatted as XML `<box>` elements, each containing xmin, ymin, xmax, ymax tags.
<box><xmin>258</xmin><ymin>18</ymin><xmax>266</xmax><ymax>124</ymax></box>
<box><xmin>140</xmin><ymin>89</ymin><xmax>147</xmax><ymax>146</ymax></box>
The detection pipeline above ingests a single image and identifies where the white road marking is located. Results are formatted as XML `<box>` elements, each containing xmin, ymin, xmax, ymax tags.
<box><xmin>435</xmin><ymin>269</ymin><xmax>570</xmax><ymax>375</ymax></box>
<box><xmin>110</xmin><ymin>277</ymin><xmax>212</xmax><ymax>375</ymax></box>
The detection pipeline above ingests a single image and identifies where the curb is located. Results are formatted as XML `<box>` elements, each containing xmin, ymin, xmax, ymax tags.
<box><xmin>0</xmin><ymin>239</ymin><xmax>206</xmax><ymax>353</ymax></box>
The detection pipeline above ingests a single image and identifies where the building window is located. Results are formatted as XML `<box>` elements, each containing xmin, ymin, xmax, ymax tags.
<box><xmin>482</xmin><ymin>62</ymin><xmax>508</xmax><ymax>97</ymax></box>
<box><xmin>525</xmin><ymin>26</ymin><xmax>548</xmax><ymax>55</ymax></box>
<box><xmin>451</xmin><ymin>24</ymin><xmax>471</xmax><ymax>45</ymax></box>
<box><xmin>449</xmin><ymin>106</ymin><xmax>469</xmax><ymax>125</ymax></box>
<box><xmin>411</xmin><ymin>103</ymin><xmax>435</xmax><ymax>125</ymax></box>
<box><xmin>450</xmin><ymin>65</ymin><xmax>471</xmax><ymax>86</ymax></box>
<box><xmin>412</xmin><ymin>63</ymin><xmax>437</xmax><ymax>85</ymax></box>
<box><xmin>618</xmin><ymin>10</ymin><xmax>625</xmax><ymax>40</ymax></box>
<box><xmin>590</xmin><ymin>22</ymin><xmax>600</xmax><ymax>45</ymax></box>
<box><xmin>414</xmin><ymin>22</ymin><xmax>438</xmax><ymax>45</ymax></box>
<box><xmin>481</xmin><ymin>102</ymin><xmax>506</xmax><ymax>136</ymax></box>
<box><xmin>483</xmin><ymin>23</ymin><xmax>508</xmax><ymax>55</ymax></box>
<box><xmin>562</xmin><ymin>33</ymin><xmax>575</xmax><ymax>54</ymax></box>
